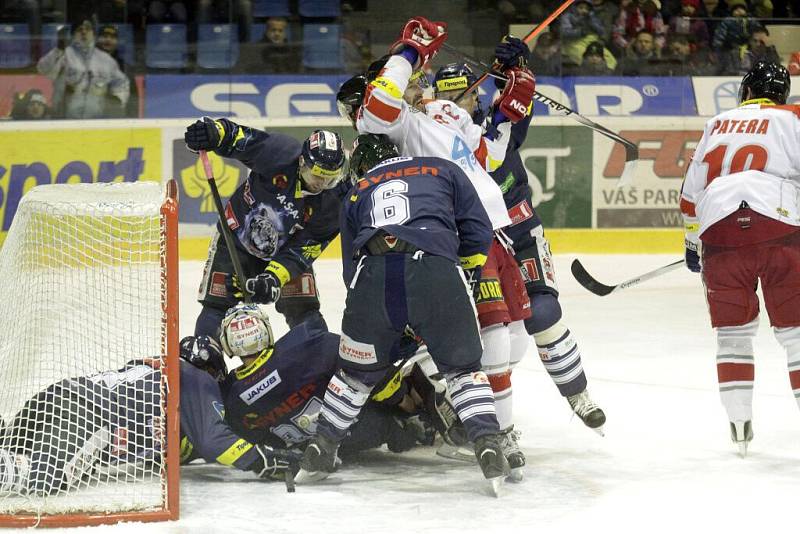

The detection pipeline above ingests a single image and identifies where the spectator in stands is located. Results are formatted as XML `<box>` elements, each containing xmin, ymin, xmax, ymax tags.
<box><xmin>658</xmin><ymin>33</ymin><xmax>717</xmax><ymax>74</ymax></box>
<box><xmin>561</xmin><ymin>0</ymin><xmax>606</xmax><ymax>66</ymax></box>
<box><xmin>197</xmin><ymin>0</ymin><xmax>252</xmax><ymax>42</ymax></box>
<box><xmin>668</xmin><ymin>0</ymin><xmax>710</xmax><ymax>49</ymax></box>
<box><xmin>616</xmin><ymin>29</ymin><xmax>659</xmax><ymax>75</ymax></box>
<box><xmin>750</xmin><ymin>0</ymin><xmax>773</xmax><ymax>17</ymax></box>
<box><xmin>9</xmin><ymin>89</ymin><xmax>51</xmax><ymax>120</ymax></box>
<box><xmin>96</xmin><ymin>24</ymin><xmax>139</xmax><ymax>117</ymax></box>
<box><xmin>711</xmin><ymin>0</ymin><xmax>762</xmax><ymax>53</ymax></box>
<box><xmin>37</xmin><ymin>20</ymin><xmax>130</xmax><ymax>119</ymax></box>
<box><xmin>698</xmin><ymin>0</ymin><xmax>729</xmax><ymax>35</ymax></box>
<box><xmin>234</xmin><ymin>17</ymin><xmax>301</xmax><ymax>74</ymax></box>
<box><xmin>591</xmin><ymin>0</ymin><xmax>620</xmax><ymax>42</ymax></box>
<box><xmin>788</xmin><ymin>51</ymin><xmax>800</xmax><ymax>76</ymax></box>
<box><xmin>612</xmin><ymin>0</ymin><xmax>668</xmax><ymax>56</ymax></box>
<box><xmin>570</xmin><ymin>40</ymin><xmax>615</xmax><ymax>74</ymax></box>
<box><xmin>529</xmin><ymin>32</ymin><xmax>562</xmax><ymax>76</ymax></box>
<box><xmin>719</xmin><ymin>26</ymin><xmax>781</xmax><ymax>74</ymax></box>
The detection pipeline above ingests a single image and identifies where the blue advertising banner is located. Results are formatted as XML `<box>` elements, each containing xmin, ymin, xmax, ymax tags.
<box><xmin>145</xmin><ymin>74</ymin><xmax>698</xmax><ymax>118</ymax></box>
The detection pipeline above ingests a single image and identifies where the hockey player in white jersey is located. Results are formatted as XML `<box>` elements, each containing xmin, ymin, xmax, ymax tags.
<box><xmin>679</xmin><ymin>61</ymin><xmax>799</xmax><ymax>456</ymax></box>
<box><xmin>356</xmin><ymin>16</ymin><xmax>537</xmax><ymax>479</ymax></box>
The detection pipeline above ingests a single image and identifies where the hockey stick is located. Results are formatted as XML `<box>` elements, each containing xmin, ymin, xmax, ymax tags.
<box><xmin>199</xmin><ymin>150</ymin><xmax>297</xmax><ymax>493</ymax></box>
<box><xmin>570</xmin><ymin>258</ymin><xmax>685</xmax><ymax>296</ymax></box>
<box><xmin>199</xmin><ymin>150</ymin><xmax>250</xmax><ymax>305</ymax></box>
<box><xmin>455</xmin><ymin>0</ymin><xmax>576</xmax><ymax>101</ymax></box>
<box><xmin>440</xmin><ymin>44</ymin><xmax>639</xmax><ymax>186</ymax></box>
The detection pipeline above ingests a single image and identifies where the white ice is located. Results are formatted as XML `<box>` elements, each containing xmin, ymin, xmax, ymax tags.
<box><xmin>37</xmin><ymin>255</ymin><xmax>800</xmax><ymax>534</ymax></box>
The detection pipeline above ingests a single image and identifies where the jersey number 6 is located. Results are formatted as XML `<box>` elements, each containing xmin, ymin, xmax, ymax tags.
<box><xmin>371</xmin><ymin>180</ymin><xmax>410</xmax><ymax>227</ymax></box>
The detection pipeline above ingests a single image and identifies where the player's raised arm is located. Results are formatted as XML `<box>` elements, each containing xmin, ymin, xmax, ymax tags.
<box><xmin>358</xmin><ymin>17</ymin><xmax>447</xmax><ymax>135</ymax></box>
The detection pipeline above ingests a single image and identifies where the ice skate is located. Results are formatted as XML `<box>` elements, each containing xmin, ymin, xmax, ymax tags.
<box><xmin>474</xmin><ymin>434</ymin><xmax>510</xmax><ymax>497</ymax></box>
<box><xmin>567</xmin><ymin>389</ymin><xmax>606</xmax><ymax>435</ymax></box>
<box><xmin>295</xmin><ymin>434</ymin><xmax>339</xmax><ymax>484</ymax></box>
<box><xmin>499</xmin><ymin>427</ymin><xmax>525</xmax><ymax>482</ymax></box>
<box><xmin>730</xmin><ymin>420</ymin><xmax>753</xmax><ymax>458</ymax></box>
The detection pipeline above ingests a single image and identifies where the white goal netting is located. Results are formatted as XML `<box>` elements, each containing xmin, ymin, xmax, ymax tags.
<box><xmin>0</xmin><ymin>182</ymin><xmax>178</xmax><ymax>525</ymax></box>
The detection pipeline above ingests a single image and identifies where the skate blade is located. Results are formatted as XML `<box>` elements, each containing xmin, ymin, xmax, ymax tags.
<box><xmin>294</xmin><ymin>468</ymin><xmax>330</xmax><ymax>484</ymax></box>
<box><xmin>507</xmin><ymin>467</ymin><xmax>524</xmax><ymax>483</ymax></box>
<box><xmin>436</xmin><ymin>442</ymin><xmax>477</xmax><ymax>464</ymax></box>
<box><xmin>591</xmin><ymin>425</ymin><xmax>605</xmax><ymax>437</ymax></box>
<box><xmin>486</xmin><ymin>475</ymin><xmax>506</xmax><ymax>497</ymax></box>
<box><xmin>737</xmin><ymin>441</ymin><xmax>748</xmax><ymax>458</ymax></box>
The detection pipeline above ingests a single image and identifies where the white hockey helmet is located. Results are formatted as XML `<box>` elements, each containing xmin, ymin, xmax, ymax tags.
<box><xmin>219</xmin><ymin>303</ymin><xmax>274</xmax><ymax>358</ymax></box>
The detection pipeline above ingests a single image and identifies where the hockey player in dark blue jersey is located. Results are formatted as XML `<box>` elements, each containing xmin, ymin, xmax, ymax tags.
<box><xmin>297</xmin><ymin>134</ymin><xmax>511</xmax><ymax>494</ymax></box>
<box><xmin>0</xmin><ymin>359</ymin><xmax>302</xmax><ymax>497</ymax></box>
<box><xmin>435</xmin><ymin>41</ymin><xmax>607</xmax><ymax>434</ymax></box>
<box><xmin>185</xmin><ymin>119</ymin><xmax>348</xmax><ymax>337</ymax></box>
<box><xmin>196</xmin><ymin>303</ymin><xmax>448</xmax><ymax>456</ymax></box>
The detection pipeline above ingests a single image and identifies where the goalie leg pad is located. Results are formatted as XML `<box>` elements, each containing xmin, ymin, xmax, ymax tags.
<box><xmin>773</xmin><ymin>326</ymin><xmax>800</xmax><ymax>410</ymax></box>
<box><xmin>717</xmin><ymin>318</ymin><xmax>758</xmax><ymax>423</ymax></box>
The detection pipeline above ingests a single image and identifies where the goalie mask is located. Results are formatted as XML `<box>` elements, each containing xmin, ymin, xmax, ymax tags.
<box><xmin>220</xmin><ymin>303</ymin><xmax>274</xmax><ymax>358</ymax></box>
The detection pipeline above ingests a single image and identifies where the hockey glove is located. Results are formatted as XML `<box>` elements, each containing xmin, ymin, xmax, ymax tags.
<box><xmin>184</xmin><ymin>117</ymin><xmax>240</xmax><ymax>153</ymax></box>
<box><xmin>179</xmin><ymin>335</ymin><xmax>226</xmax><ymax>380</ymax></box>
<box><xmin>245</xmin><ymin>272</ymin><xmax>282</xmax><ymax>304</ymax></box>
<box><xmin>496</xmin><ymin>67</ymin><xmax>536</xmax><ymax>123</ymax></box>
<box><xmin>389</xmin><ymin>17</ymin><xmax>448</xmax><ymax>69</ymax></box>
<box><xmin>252</xmin><ymin>445</ymin><xmax>302</xmax><ymax>479</ymax></box>
<box><xmin>685</xmin><ymin>239</ymin><xmax>701</xmax><ymax>273</ymax></box>
<box><xmin>494</xmin><ymin>36</ymin><xmax>530</xmax><ymax>70</ymax></box>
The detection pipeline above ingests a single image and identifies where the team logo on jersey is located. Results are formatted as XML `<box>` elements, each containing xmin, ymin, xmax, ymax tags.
<box><xmin>520</xmin><ymin>259</ymin><xmax>539</xmax><ymax>283</ymax></box>
<box><xmin>508</xmin><ymin>200</ymin><xmax>534</xmax><ymax>226</ymax></box>
<box><xmin>210</xmin><ymin>272</ymin><xmax>228</xmax><ymax>297</ymax></box>
<box><xmin>225</xmin><ymin>203</ymin><xmax>239</xmax><ymax>230</ymax></box>
<box><xmin>240</xmin><ymin>370</ymin><xmax>282</xmax><ymax>405</ymax></box>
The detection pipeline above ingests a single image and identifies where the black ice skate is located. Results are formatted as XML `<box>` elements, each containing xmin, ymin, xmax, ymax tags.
<box><xmin>499</xmin><ymin>427</ymin><xmax>525</xmax><ymax>482</ymax></box>
<box><xmin>474</xmin><ymin>434</ymin><xmax>510</xmax><ymax>497</ymax></box>
<box><xmin>730</xmin><ymin>420</ymin><xmax>753</xmax><ymax>458</ymax></box>
<box><xmin>567</xmin><ymin>389</ymin><xmax>606</xmax><ymax>435</ymax></box>
<box><xmin>295</xmin><ymin>434</ymin><xmax>339</xmax><ymax>484</ymax></box>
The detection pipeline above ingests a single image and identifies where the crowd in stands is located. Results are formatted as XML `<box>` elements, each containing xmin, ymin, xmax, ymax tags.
<box><xmin>0</xmin><ymin>0</ymin><xmax>797</xmax><ymax>119</ymax></box>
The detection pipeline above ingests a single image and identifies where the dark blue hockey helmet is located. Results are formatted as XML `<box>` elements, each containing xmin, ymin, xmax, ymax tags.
<box><xmin>738</xmin><ymin>60</ymin><xmax>791</xmax><ymax>105</ymax></box>
<box><xmin>299</xmin><ymin>130</ymin><xmax>346</xmax><ymax>194</ymax></box>
<box><xmin>433</xmin><ymin>63</ymin><xmax>478</xmax><ymax>97</ymax></box>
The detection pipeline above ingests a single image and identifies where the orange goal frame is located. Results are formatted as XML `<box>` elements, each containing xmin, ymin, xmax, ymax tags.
<box><xmin>0</xmin><ymin>180</ymin><xmax>181</xmax><ymax>528</ymax></box>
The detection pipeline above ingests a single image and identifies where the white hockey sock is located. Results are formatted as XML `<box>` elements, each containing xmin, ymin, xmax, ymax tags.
<box><xmin>508</xmin><ymin>320</ymin><xmax>529</xmax><ymax>370</ymax></box>
<box><xmin>717</xmin><ymin>319</ymin><xmax>758</xmax><ymax>423</ymax></box>
<box><xmin>318</xmin><ymin>371</ymin><xmax>372</xmax><ymax>442</ymax></box>
<box><xmin>534</xmin><ymin>320</ymin><xmax>587</xmax><ymax>397</ymax></box>
<box><xmin>773</xmin><ymin>326</ymin><xmax>800</xmax><ymax>411</ymax></box>
<box><xmin>480</xmin><ymin>324</ymin><xmax>512</xmax><ymax>429</ymax></box>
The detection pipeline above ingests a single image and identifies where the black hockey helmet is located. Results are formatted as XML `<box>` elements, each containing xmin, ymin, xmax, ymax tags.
<box><xmin>299</xmin><ymin>130</ymin><xmax>346</xmax><ymax>193</ymax></box>
<box><xmin>433</xmin><ymin>62</ymin><xmax>478</xmax><ymax>96</ymax></box>
<box><xmin>349</xmin><ymin>134</ymin><xmax>400</xmax><ymax>183</ymax></box>
<box><xmin>738</xmin><ymin>60</ymin><xmax>791</xmax><ymax>105</ymax></box>
<box><xmin>337</xmin><ymin>74</ymin><xmax>367</xmax><ymax>126</ymax></box>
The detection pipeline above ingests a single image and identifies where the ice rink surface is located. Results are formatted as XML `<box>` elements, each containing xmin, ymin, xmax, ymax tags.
<box><xmin>41</xmin><ymin>255</ymin><xmax>799</xmax><ymax>534</ymax></box>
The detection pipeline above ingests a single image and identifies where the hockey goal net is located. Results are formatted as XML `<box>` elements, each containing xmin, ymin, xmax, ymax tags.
<box><xmin>0</xmin><ymin>181</ymin><xmax>179</xmax><ymax>527</ymax></box>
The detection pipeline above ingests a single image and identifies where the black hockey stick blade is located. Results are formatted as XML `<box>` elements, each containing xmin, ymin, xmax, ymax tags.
<box><xmin>571</xmin><ymin>258</ymin><xmax>685</xmax><ymax>296</ymax></box>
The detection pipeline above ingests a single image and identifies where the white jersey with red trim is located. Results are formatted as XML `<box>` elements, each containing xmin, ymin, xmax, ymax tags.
<box><xmin>357</xmin><ymin>54</ymin><xmax>512</xmax><ymax>229</ymax></box>
<box><xmin>680</xmin><ymin>101</ymin><xmax>800</xmax><ymax>241</ymax></box>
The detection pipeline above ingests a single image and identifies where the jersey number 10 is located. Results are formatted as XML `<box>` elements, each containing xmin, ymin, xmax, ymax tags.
<box><xmin>703</xmin><ymin>143</ymin><xmax>769</xmax><ymax>185</ymax></box>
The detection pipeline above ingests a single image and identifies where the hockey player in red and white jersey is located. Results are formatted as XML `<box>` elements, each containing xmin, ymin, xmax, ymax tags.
<box><xmin>356</xmin><ymin>16</ymin><xmax>537</xmax><ymax>479</ymax></box>
<box><xmin>679</xmin><ymin>61</ymin><xmax>799</xmax><ymax>457</ymax></box>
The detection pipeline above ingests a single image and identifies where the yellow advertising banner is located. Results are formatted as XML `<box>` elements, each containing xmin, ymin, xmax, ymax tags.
<box><xmin>0</xmin><ymin>129</ymin><xmax>162</xmax><ymax>232</ymax></box>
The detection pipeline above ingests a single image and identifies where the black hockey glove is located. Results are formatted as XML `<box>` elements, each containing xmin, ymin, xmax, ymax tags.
<box><xmin>245</xmin><ymin>272</ymin><xmax>282</xmax><ymax>304</ymax></box>
<box><xmin>494</xmin><ymin>36</ymin><xmax>529</xmax><ymax>69</ymax></box>
<box><xmin>179</xmin><ymin>335</ymin><xmax>226</xmax><ymax>380</ymax></box>
<box><xmin>685</xmin><ymin>240</ymin><xmax>701</xmax><ymax>273</ymax></box>
<box><xmin>252</xmin><ymin>445</ymin><xmax>302</xmax><ymax>479</ymax></box>
<box><xmin>184</xmin><ymin>117</ymin><xmax>240</xmax><ymax>154</ymax></box>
